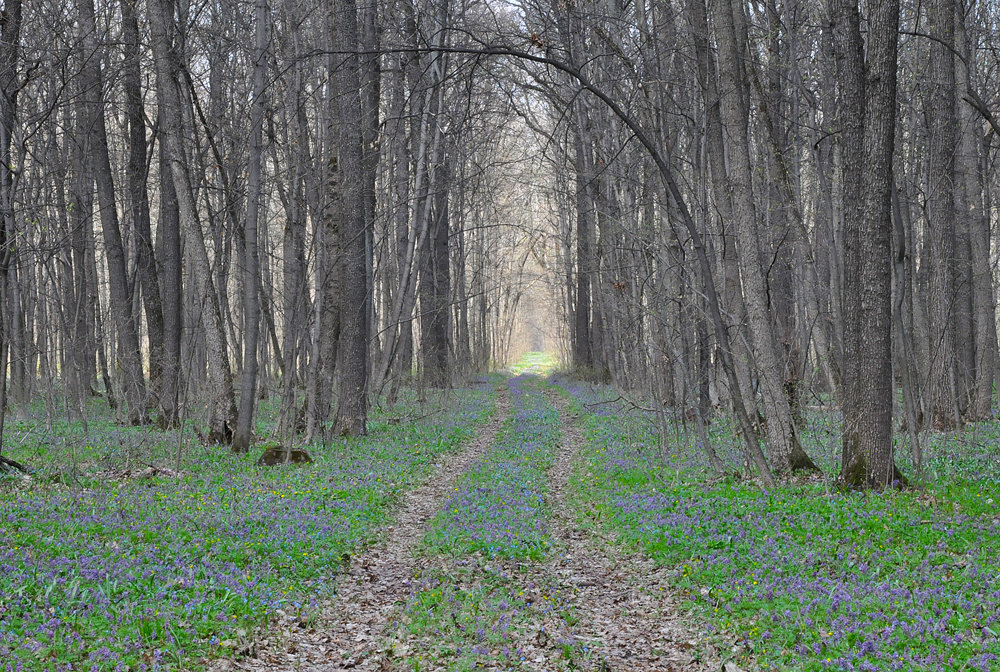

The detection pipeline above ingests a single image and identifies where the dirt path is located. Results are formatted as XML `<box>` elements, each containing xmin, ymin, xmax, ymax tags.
<box><xmin>379</xmin><ymin>389</ymin><xmax>721</xmax><ymax>671</ymax></box>
<box><xmin>544</xmin><ymin>396</ymin><xmax>718</xmax><ymax>671</ymax></box>
<box><xmin>211</xmin><ymin>385</ymin><xmax>718</xmax><ymax>672</ymax></box>
<box><xmin>210</xmin><ymin>389</ymin><xmax>511</xmax><ymax>672</ymax></box>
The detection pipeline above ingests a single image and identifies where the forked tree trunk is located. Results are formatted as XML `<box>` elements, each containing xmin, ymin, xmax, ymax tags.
<box><xmin>689</xmin><ymin>0</ymin><xmax>756</xmax><ymax>438</ymax></box>
<box><xmin>77</xmin><ymin>0</ymin><xmax>149</xmax><ymax>424</ymax></box>
<box><xmin>121</xmin><ymin>0</ymin><xmax>164</xmax><ymax>412</ymax></box>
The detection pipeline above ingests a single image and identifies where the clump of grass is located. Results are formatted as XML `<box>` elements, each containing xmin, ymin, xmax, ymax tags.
<box><xmin>396</xmin><ymin>562</ymin><xmax>542</xmax><ymax>671</ymax></box>
<box><xmin>402</xmin><ymin>376</ymin><xmax>588</xmax><ymax>671</ymax></box>
<box><xmin>425</xmin><ymin>375</ymin><xmax>560</xmax><ymax>560</ymax></box>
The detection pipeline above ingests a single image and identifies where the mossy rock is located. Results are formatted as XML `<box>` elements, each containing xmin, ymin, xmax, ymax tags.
<box><xmin>256</xmin><ymin>446</ymin><xmax>313</xmax><ymax>467</ymax></box>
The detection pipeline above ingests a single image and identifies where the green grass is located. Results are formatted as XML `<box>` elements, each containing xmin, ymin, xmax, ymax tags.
<box><xmin>556</xmin><ymin>378</ymin><xmax>1000</xmax><ymax>671</ymax></box>
<box><xmin>0</xmin><ymin>385</ymin><xmax>496</xmax><ymax>671</ymax></box>
<box><xmin>398</xmin><ymin>375</ymin><xmax>588</xmax><ymax>670</ymax></box>
<box><xmin>395</xmin><ymin>562</ymin><xmax>548</xmax><ymax>671</ymax></box>
<box><xmin>507</xmin><ymin>352</ymin><xmax>560</xmax><ymax>377</ymax></box>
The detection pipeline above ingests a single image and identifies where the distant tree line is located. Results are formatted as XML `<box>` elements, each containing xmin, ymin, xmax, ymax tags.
<box><xmin>0</xmin><ymin>0</ymin><xmax>539</xmax><ymax>458</ymax></box>
<box><xmin>0</xmin><ymin>0</ymin><xmax>997</xmax><ymax>489</ymax></box>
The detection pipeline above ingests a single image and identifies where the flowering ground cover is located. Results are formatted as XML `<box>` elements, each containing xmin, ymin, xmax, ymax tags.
<box><xmin>398</xmin><ymin>376</ymin><xmax>579</xmax><ymax>670</ymax></box>
<box><xmin>557</xmin><ymin>380</ymin><xmax>1000</xmax><ymax>671</ymax></box>
<box><xmin>9</xmin><ymin>367</ymin><xmax>996</xmax><ymax>672</ymax></box>
<box><xmin>424</xmin><ymin>375</ymin><xmax>559</xmax><ymax>559</ymax></box>
<box><xmin>0</xmin><ymin>386</ymin><xmax>495</xmax><ymax>672</ymax></box>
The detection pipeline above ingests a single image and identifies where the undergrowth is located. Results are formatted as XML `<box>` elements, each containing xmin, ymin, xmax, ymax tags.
<box><xmin>557</xmin><ymin>378</ymin><xmax>1000</xmax><ymax>671</ymax></box>
<box><xmin>0</xmin><ymin>384</ymin><xmax>496</xmax><ymax>671</ymax></box>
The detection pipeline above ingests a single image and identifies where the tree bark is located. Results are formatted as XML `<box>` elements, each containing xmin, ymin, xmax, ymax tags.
<box><xmin>122</xmin><ymin>0</ymin><xmax>165</xmax><ymax>412</ymax></box>
<box><xmin>836</xmin><ymin>0</ymin><xmax>902</xmax><ymax>489</ymax></box>
<box><xmin>927</xmin><ymin>0</ymin><xmax>961</xmax><ymax>430</ymax></box>
<box><xmin>332</xmin><ymin>0</ymin><xmax>370</xmax><ymax>436</ymax></box>
<box><xmin>233</xmin><ymin>0</ymin><xmax>270</xmax><ymax>452</ymax></box>
<box><xmin>688</xmin><ymin>0</ymin><xmax>756</xmax><ymax>433</ymax></box>
<box><xmin>156</xmin><ymin>114</ymin><xmax>183</xmax><ymax>429</ymax></box>
<box><xmin>712</xmin><ymin>0</ymin><xmax>816</xmax><ymax>475</ymax></box>
<box><xmin>0</xmin><ymin>0</ymin><xmax>21</xmax><ymax>456</ymax></box>
<box><xmin>420</xmin><ymin>159</ymin><xmax>452</xmax><ymax>387</ymax></box>
<box><xmin>148</xmin><ymin>0</ymin><xmax>237</xmax><ymax>443</ymax></box>
<box><xmin>955</xmin><ymin>9</ymin><xmax>997</xmax><ymax>421</ymax></box>
<box><xmin>77</xmin><ymin>0</ymin><xmax>149</xmax><ymax>424</ymax></box>
<box><xmin>572</xmin><ymin>110</ymin><xmax>594</xmax><ymax>371</ymax></box>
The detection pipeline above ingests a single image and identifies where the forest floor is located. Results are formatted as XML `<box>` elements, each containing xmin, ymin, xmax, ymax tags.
<box><xmin>3</xmin><ymin>355</ymin><xmax>1000</xmax><ymax>671</ymax></box>
<box><xmin>207</xmin><ymin>389</ymin><xmax>513</xmax><ymax>671</ymax></box>
<box><xmin>207</xmin><ymin>377</ymin><xmax>716</xmax><ymax>671</ymax></box>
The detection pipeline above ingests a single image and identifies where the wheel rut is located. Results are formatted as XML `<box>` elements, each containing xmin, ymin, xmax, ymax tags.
<box><xmin>210</xmin><ymin>388</ymin><xmax>511</xmax><ymax>672</ymax></box>
<box><xmin>213</xmin><ymin>383</ymin><xmax>717</xmax><ymax>672</ymax></box>
<box><xmin>543</xmin><ymin>393</ymin><xmax>718</xmax><ymax>671</ymax></box>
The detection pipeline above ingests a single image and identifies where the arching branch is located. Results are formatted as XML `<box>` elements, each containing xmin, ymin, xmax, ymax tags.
<box><xmin>316</xmin><ymin>41</ymin><xmax>777</xmax><ymax>485</ymax></box>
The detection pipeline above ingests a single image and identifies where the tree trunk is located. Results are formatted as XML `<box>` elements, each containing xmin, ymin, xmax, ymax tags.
<box><xmin>122</xmin><ymin>0</ymin><xmax>165</xmax><ymax>412</ymax></box>
<box><xmin>927</xmin><ymin>0</ymin><xmax>961</xmax><ymax>430</ymax></box>
<box><xmin>332</xmin><ymin>0</ymin><xmax>369</xmax><ymax>436</ymax></box>
<box><xmin>893</xmin><ymin>181</ymin><xmax>923</xmax><ymax>475</ymax></box>
<box><xmin>77</xmin><ymin>0</ymin><xmax>149</xmax><ymax>424</ymax></box>
<box><xmin>572</xmin><ymin>113</ymin><xmax>594</xmax><ymax>371</ymax></box>
<box><xmin>835</xmin><ymin>0</ymin><xmax>902</xmax><ymax>489</ymax></box>
<box><xmin>156</xmin><ymin>116</ymin><xmax>183</xmax><ymax>429</ymax></box>
<box><xmin>955</xmin><ymin>10</ymin><xmax>997</xmax><ymax>421</ymax></box>
<box><xmin>0</xmin><ymin>0</ymin><xmax>21</xmax><ymax>458</ymax></box>
<box><xmin>278</xmin><ymin>80</ymin><xmax>310</xmax><ymax>441</ymax></box>
<box><xmin>148</xmin><ymin>0</ymin><xmax>237</xmax><ymax>443</ymax></box>
<box><xmin>233</xmin><ymin>0</ymin><xmax>270</xmax><ymax>452</ymax></box>
<box><xmin>689</xmin><ymin>0</ymin><xmax>757</xmax><ymax>433</ymax></box>
<box><xmin>712</xmin><ymin>0</ymin><xmax>816</xmax><ymax>475</ymax></box>
<box><xmin>420</xmin><ymin>160</ymin><xmax>451</xmax><ymax>387</ymax></box>
<box><xmin>65</xmin><ymin>81</ymin><xmax>97</xmax><ymax>415</ymax></box>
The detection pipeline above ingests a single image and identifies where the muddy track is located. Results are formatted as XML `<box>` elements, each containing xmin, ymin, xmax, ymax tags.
<box><xmin>210</xmin><ymin>389</ymin><xmax>511</xmax><ymax>672</ymax></box>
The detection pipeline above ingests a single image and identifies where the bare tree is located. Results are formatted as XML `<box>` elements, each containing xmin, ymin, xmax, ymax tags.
<box><xmin>835</xmin><ymin>0</ymin><xmax>902</xmax><ymax>488</ymax></box>
<box><xmin>148</xmin><ymin>0</ymin><xmax>238</xmax><ymax>443</ymax></box>
<box><xmin>0</xmin><ymin>0</ymin><xmax>22</xmax><ymax>472</ymax></box>
<box><xmin>233</xmin><ymin>0</ymin><xmax>271</xmax><ymax>452</ymax></box>
<box><xmin>332</xmin><ymin>0</ymin><xmax>371</xmax><ymax>436</ymax></box>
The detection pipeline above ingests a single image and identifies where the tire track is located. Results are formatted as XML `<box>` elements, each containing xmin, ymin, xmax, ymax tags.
<box><xmin>211</xmin><ymin>388</ymin><xmax>511</xmax><ymax>672</ymax></box>
<box><xmin>544</xmin><ymin>393</ymin><xmax>718</xmax><ymax>671</ymax></box>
